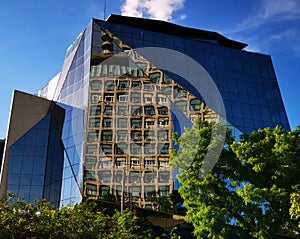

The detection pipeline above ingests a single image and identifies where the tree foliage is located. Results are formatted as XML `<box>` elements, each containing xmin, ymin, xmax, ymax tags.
<box><xmin>171</xmin><ymin>120</ymin><xmax>300</xmax><ymax>238</ymax></box>
<box><xmin>0</xmin><ymin>194</ymin><xmax>151</xmax><ymax>239</ymax></box>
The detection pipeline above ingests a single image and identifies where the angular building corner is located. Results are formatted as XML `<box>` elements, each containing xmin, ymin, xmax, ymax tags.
<box><xmin>0</xmin><ymin>15</ymin><xmax>290</xmax><ymax>209</ymax></box>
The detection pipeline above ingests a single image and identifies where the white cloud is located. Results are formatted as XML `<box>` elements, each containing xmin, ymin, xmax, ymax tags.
<box><xmin>121</xmin><ymin>0</ymin><xmax>185</xmax><ymax>21</ymax></box>
<box><xmin>225</xmin><ymin>0</ymin><xmax>300</xmax><ymax>35</ymax></box>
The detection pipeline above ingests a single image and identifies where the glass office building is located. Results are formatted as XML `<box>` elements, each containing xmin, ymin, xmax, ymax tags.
<box><xmin>0</xmin><ymin>15</ymin><xmax>289</xmax><ymax>208</ymax></box>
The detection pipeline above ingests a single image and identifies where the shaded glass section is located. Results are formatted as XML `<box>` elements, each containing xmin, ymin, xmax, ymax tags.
<box><xmin>101</xmin><ymin>19</ymin><xmax>290</xmax><ymax>133</ymax></box>
<box><xmin>7</xmin><ymin>110</ymin><xmax>65</xmax><ymax>207</ymax></box>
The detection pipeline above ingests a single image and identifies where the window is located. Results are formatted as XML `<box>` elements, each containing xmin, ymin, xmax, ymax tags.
<box><xmin>101</xmin><ymin>160</ymin><xmax>112</xmax><ymax>168</ymax></box>
<box><xmin>159</xmin><ymin>157</ymin><xmax>169</xmax><ymax>168</ymax></box>
<box><xmin>86</xmin><ymin>145</ymin><xmax>97</xmax><ymax>154</ymax></box>
<box><xmin>144</xmin><ymin>186</ymin><xmax>156</xmax><ymax>198</ymax></box>
<box><xmin>175</xmin><ymin>88</ymin><xmax>187</xmax><ymax>98</ymax></box>
<box><xmin>158</xmin><ymin>144</ymin><xmax>169</xmax><ymax>154</ymax></box>
<box><xmin>145</xmin><ymin>106</ymin><xmax>155</xmax><ymax>115</ymax></box>
<box><xmin>159</xmin><ymin>186</ymin><xmax>170</xmax><ymax>196</ymax></box>
<box><xmin>91</xmin><ymin>80</ymin><xmax>102</xmax><ymax>91</ymax></box>
<box><xmin>90</xmin><ymin>105</ymin><xmax>101</xmax><ymax>116</ymax></box>
<box><xmin>130</xmin><ymin>93</ymin><xmax>141</xmax><ymax>103</ymax></box>
<box><xmin>158</xmin><ymin>107</ymin><xmax>168</xmax><ymax>115</ymax></box>
<box><xmin>144</xmin><ymin>144</ymin><xmax>155</xmax><ymax>154</ymax></box>
<box><xmin>101</xmin><ymin>130</ymin><xmax>112</xmax><ymax>141</ymax></box>
<box><xmin>145</xmin><ymin>120</ymin><xmax>155</xmax><ymax>128</ymax></box>
<box><xmin>157</xmin><ymin>97</ymin><xmax>167</xmax><ymax>104</ymax></box>
<box><xmin>162</xmin><ymin>87</ymin><xmax>172</xmax><ymax>97</ymax></box>
<box><xmin>89</xmin><ymin>118</ymin><xmax>100</xmax><ymax>128</ymax></box>
<box><xmin>117</xmin><ymin>106</ymin><xmax>127</xmax><ymax>115</ymax></box>
<box><xmin>129</xmin><ymin>172</ymin><xmax>140</xmax><ymax>183</ymax></box>
<box><xmin>131</xmin><ymin>131</ymin><xmax>142</xmax><ymax>141</ymax></box>
<box><xmin>105</xmin><ymin>95</ymin><xmax>114</xmax><ymax>103</ymax></box>
<box><xmin>115</xmin><ymin>143</ymin><xmax>127</xmax><ymax>154</ymax></box>
<box><xmin>117</xmin><ymin>131</ymin><xmax>127</xmax><ymax>141</ymax></box>
<box><xmin>144</xmin><ymin>94</ymin><xmax>152</xmax><ymax>103</ymax></box>
<box><xmin>158</xmin><ymin>131</ymin><xmax>168</xmax><ymax>141</ymax></box>
<box><xmin>104</xmin><ymin>106</ymin><xmax>113</xmax><ymax>115</ymax></box>
<box><xmin>163</xmin><ymin>74</ymin><xmax>172</xmax><ymax>84</ymax></box>
<box><xmin>130</xmin><ymin>186</ymin><xmax>141</xmax><ymax>198</ymax></box>
<box><xmin>86</xmin><ymin>184</ymin><xmax>97</xmax><ymax>197</ymax></box>
<box><xmin>131</xmin><ymin>118</ymin><xmax>142</xmax><ymax>128</ymax></box>
<box><xmin>175</xmin><ymin>101</ymin><xmax>187</xmax><ymax>112</ymax></box>
<box><xmin>130</xmin><ymin>144</ymin><xmax>142</xmax><ymax>154</ymax></box>
<box><xmin>145</xmin><ymin>160</ymin><xmax>155</xmax><ymax>168</ymax></box>
<box><xmin>103</xmin><ymin>118</ymin><xmax>112</xmax><ymax>128</ymax></box>
<box><xmin>85</xmin><ymin>156</ymin><xmax>97</xmax><ymax>169</ymax></box>
<box><xmin>91</xmin><ymin>94</ymin><xmax>102</xmax><ymax>104</ymax></box>
<box><xmin>101</xmin><ymin>144</ymin><xmax>112</xmax><ymax>154</ymax></box>
<box><xmin>144</xmin><ymin>131</ymin><xmax>155</xmax><ymax>141</ymax></box>
<box><xmin>131</xmin><ymin>106</ymin><xmax>142</xmax><ymax>115</ymax></box>
<box><xmin>158</xmin><ymin>171</ymin><xmax>170</xmax><ymax>182</ymax></box>
<box><xmin>85</xmin><ymin>171</ymin><xmax>96</xmax><ymax>181</ymax></box>
<box><xmin>130</xmin><ymin>159</ymin><xmax>140</xmax><ymax>168</ymax></box>
<box><xmin>144</xmin><ymin>83</ymin><xmax>154</xmax><ymax>90</ymax></box>
<box><xmin>118</xmin><ymin>81</ymin><xmax>128</xmax><ymax>90</ymax></box>
<box><xmin>190</xmin><ymin>99</ymin><xmax>201</xmax><ymax>111</ymax></box>
<box><xmin>104</xmin><ymin>80</ymin><xmax>114</xmax><ymax>91</ymax></box>
<box><xmin>144</xmin><ymin>172</ymin><xmax>156</xmax><ymax>183</ymax></box>
<box><xmin>149</xmin><ymin>72</ymin><xmax>161</xmax><ymax>83</ymax></box>
<box><xmin>100</xmin><ymin>185</ymin><xmax>110</xmax><ymax>196</ymax></box>
<box><xmin>118</xmin><ymin>118</ymin><xmax>128</xmax><ymax>128</ymax></box>
<box><xmin>119</xmin><ymin>95</ymin><xmax>128</xmax><ymax>103</ymax></box>
<box><xmin>99</xmin><ymin>171</ymin><xmax>111</xmax><ymax>183</ymax></box>
<box><xmin>87</xmin><ymin>132</ymin><xmax>98</xmax><ymax>142</ymax></box>
<box><xmin>116</xmin><ymin>159</ymin><xmax>126</xmax><ymax>167</ymax></box>
<box><xmin>132</xmin><ymin>81</ymin><xmax>141</xmax><ymax>89</ymax></box>
<box><xmin>159</xmin><ymin>118</ymin><xmax>169</xmax><ymax>127</ymax></box>
<box><xmin>115</xmin><ymin>171</ymin><xmax>123</xmax><ymax>182</ymax></box>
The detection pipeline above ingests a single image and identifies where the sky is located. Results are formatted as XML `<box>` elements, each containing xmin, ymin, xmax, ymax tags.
<box><xmin>0</xmin><ymin>0</ymin><xmax>299</xmax><ymax>139</ymax></box>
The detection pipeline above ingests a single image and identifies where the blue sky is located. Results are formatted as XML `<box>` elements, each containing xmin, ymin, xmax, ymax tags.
<box><xmin>0</xmin><ymin>0</ymin><xmax>299</xmax><ymax>138</ymax></box>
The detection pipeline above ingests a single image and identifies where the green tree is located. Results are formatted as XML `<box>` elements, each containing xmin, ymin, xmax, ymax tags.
<box><xmin>0</xmin><ymin>195</ymin><xmax>152</xmax><ymax>239</ymax></box>
<box><xmin>171</xmin><ymin>120</ymin><xmax>300</xmax><ymax>238</ymax></box>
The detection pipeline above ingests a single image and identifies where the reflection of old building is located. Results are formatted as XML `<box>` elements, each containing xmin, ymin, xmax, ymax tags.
<box><xmin>0</xmin><ymin>15</ymin><xmax>289</xmax><ymax>208</ymax></box>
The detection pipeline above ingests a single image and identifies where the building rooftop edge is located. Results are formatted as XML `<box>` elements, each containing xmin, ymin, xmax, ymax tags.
<box><xmin>97</xmin><ymin>14</ymin><xmax>248</xmax><ymax>50</ymax></box>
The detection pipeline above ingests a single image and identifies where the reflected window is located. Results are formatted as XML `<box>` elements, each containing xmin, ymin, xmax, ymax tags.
<box><xmin>104</xmin><ymin>80</ymin><xmax>114</xmax><ymax>91</ymax></box>
<box><xmin>190</xmin><ymin>99</ymin><xmax>201</xmax><ymax>111</ymax></box>
<box><xmin>118</xmin><ymin>118</ymin><xmax>128</xmax><ymax>128</ymax></box>
<box><xmin>99</xmin><ymin>171</ymin><xmax>111</xmax><ymax>183</ymax></box>
<box><xmin>103</xmin><ymin>118</ymin><xmax>112</xmax><ymax>128</ymax></box>
<box><xmin>101</xmin><ymin>130</ymin><xmax>113</xmax><ymax>141</ymax></box>
<box><xmin>149</xmin><ymin>72</ymin><xmax>160</xmax><ymax>83</ymax></box>
<box><xmin>158</xmin><ymin>144</ymin><xmax>169</xmax><ymax>154</ymax></box>
<box><xmin>130</xmin><ymin>93</ymin><xmax>141</xmax><ymax>103</ymax></box>
<box><xmin>131</xmin><ymin>106</ymin><xmax>142</xmax><ymax>115</ymax></box>
<box><xmin>159</xmin><ymin>186</ymin><xmax>169</xmax><ymax>196</ymax></box>
<box><xmin>158</xmin><ymin>171</ymin><xmax>170</xmax><ymax>182</ymax></box>
<box><xmin>86</xmin><ymin>145</ymin><xmax>97</xmax><ymax>154</ymax></box>
<box><xmin>130</xmin><ymin>144</ymin><xmax>142</xmax><ymax>154</ymax></box>
<box><xmin>91</xmin><ymin>80</ymin><xmax>102</xmax><ymax>91</ymax></box>
<box><xmin>117</xmin><ymin>106</ymin><xmax>127</xmax><ymax>116</ymax></box>
<box><xmin>117</xmin><ymin>130</ymin><xmax>127</xmax><ymax>141</ymax></box>
<box><xmin>89</xmin><ymin>118</ymin><xmax>100</xmax><ymax>128</ymax></box>
<box><xmin>90</xmin><ymin>105</ymin><xmax>101</xmax><ymax>116</ymax></box>
<box><xmin>115</xmin><ymin>143</ymin><xmax>127</xmax><ymax>154</ymax></box>
<box><xmin>86</xmin><ymin>184</ymin><xmax>97</xmax><ymax>197</ymax></box>
<box><xmin>131</xmin><ymin>118</ymin><xmax>142</xmax><ymax>128</ymax></box>
<box><xmin>101</xmin><ymin>144</ymin><xmax>112</xmax><ymax>154</ymax></box>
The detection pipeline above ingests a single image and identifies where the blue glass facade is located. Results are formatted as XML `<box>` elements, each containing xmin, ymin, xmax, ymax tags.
<box><xmin>0</xmin><ymin>15</ymin><xmax>290</xmax><ymax>208</ymax></box>
<box><xmin>7</xmin><ymin>108</ymin><xmax>65</xmax><ymax>207</ymax></box>
<box><xmin>100</xmin><ymin>16</ymin><xmax>289</xmax><ymax>133</ymax></box>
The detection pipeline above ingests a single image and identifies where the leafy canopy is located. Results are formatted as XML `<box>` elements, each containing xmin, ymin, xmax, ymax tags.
<box><xmin>171</xmin><ymin>120</ymin><xmax>300</xmax><ymax>239</ymax></box>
